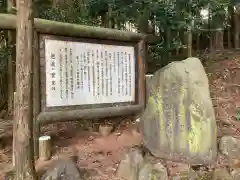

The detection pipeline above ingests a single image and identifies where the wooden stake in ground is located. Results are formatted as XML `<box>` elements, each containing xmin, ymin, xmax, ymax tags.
<box><xmin>13</xmin><ymin>0</ymin><xmax>36</xmax><ymax>177</ymax></box>
<box><xmin>39</xmin><ymin>136</ymin><xmax>52</xmax><ymax>161</ymax></box>
<box><xmin>12</xmin><ymin>92</ymin><xmax>16</xmax><ymax>167</ymax></box>
<box><xmin>7</xmin><ymin>0</ymin><xmax>16</xmax><ymax>113</ymax></box>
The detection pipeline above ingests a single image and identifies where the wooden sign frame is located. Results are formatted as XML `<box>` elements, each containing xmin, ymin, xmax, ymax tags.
<box><xmin>33</xmin><ymin>33</ymin><xmax>146</xmax><ymax>124</ymax></box>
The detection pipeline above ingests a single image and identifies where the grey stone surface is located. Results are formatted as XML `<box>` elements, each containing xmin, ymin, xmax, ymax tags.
<box><xmin>138</xmin><ymin>162</ymin><xmax>168</xmax><ymax>180</ymax></box>
<box><xmin>116</xmin><ymin>147</ymin><xmax>144</xmax><ymax>180</ymax></box>
<box><xmin>231</xmin><ymin>168</ymin><xmax>240</xmax><ymax>180</ymax></box>
<box><xmin>141</xmin><ymin>57</ymin><xmax>217</xmax><ymax>164</ymax></box>
<box><xmin>219</xmin><ymin>136</ymin><xmax>240</xmax><ymax>159</ymax></box>
<box><xmin>212</xmin><ymin>168</ymin><xmax>233</xmax><ymax>180</ymax></box>
<box><xmin>41</xmin><ymin>159</ymin><xmax>81</xmax><ymax>180</ymax></box>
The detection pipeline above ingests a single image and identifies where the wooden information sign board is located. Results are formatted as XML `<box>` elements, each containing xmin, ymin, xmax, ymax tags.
<box><xmin>36</xmin><ymin>35</ymin><xmax>145</xmax><ymax>123</ymax></box>
<box><xmin>45</xmin><ymin>38</ymin><xmax>135</xmax><ymax>107</ymax></box>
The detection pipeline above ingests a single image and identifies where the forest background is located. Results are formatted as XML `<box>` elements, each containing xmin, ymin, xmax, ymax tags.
<box><xmin>0</xmin><ymin>0</ymin><xmax>239</xmax><ymax>112</ymax></box>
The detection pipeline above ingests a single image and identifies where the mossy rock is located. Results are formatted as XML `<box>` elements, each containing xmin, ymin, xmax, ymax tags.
<box><xmin>138</xmin><ymin>161</ymin><xmax>168</xmax><ymax>180</ymax></box>
<box><xmin>141</xmin><ymin>57</ymin><xmax>217</xmax><ymax>164</ymax></box>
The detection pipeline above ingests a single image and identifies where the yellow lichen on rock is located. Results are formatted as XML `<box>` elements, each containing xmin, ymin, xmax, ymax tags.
<box><xmin>179</xmin><ymin>85</ymin><xmax>187</xmax><ymax>151</ymax></box>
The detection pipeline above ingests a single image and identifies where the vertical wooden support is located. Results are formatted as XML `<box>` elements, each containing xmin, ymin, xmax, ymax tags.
<box><xmin>7</xmin><ymin>0</ymin><xmax>16</xmax><ymax>113</ymax></box>
<box><xmin>14</xmin><ymin>0</ymin><xmax>36</xmax><ymax>176</ymax></box>
<box><xmin>134</xmin><ymin>40</ymin><xmax>146</xmax><ymax>132</ymax></box>
<box><xmin>137</xmin><ymin>40</ymin><xmax>146</xmax><ymax>109</ymax></box>
<box><xmin>33</xmin><ymin>31</ymin><xmax>40</xmax><ymax>159</ymax></box>
<box><xmin>12</xmin><ymin>92</ymin><xmax>16</xmax><ymax>167</ymax></box>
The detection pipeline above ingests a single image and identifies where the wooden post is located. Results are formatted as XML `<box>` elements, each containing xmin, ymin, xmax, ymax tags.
<box><xmin>137</xmin><ymin>40</ymin><xmax>146</xmax><ymax>108</ymax></box>
<box><xmin>134</xmin><ymin>40</ymin><xmax>146</xmax><ymax>122</ymax></box>
<box><xmin>39</xmin><ymin>136</ymin><xmax>52</xmax><ymax>161</ymax></box>
<box><xmin>7</xmin><ymin>0</ymin><xmax>16</xmax><ymax>113</ymax></box>
<box><xmin>14</xmin><ymin>0</ymin><xmax>36</xmax><ymax>177</ymax></box>
<box><xmin>12</xmin><ymin>92</ymin><xmax>16</xmax><ymax>167</ymax></box>
<box><xmin>33</xmin><ymin>31</ymin><xmax>40</xmax><ymax>159</ymax></box>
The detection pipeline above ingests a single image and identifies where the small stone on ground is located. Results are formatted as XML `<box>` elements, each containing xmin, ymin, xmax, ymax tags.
<box><xmin>219</xmin><ymin>136</ymin><xmax>240</xmax><ymax>159</ymax></box>
<box><xmin>116</xmin><ymin>147</ymin><xmax>144</xmax><ymax>180</ymax></box>
<box><xmin>41</xmin><ymin>158</ymin><xmax>81</xmax><ymax>180</ymax></box>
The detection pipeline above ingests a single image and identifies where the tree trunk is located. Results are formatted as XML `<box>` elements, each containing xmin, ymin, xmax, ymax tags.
<box><xmin>196</xmin><ymin>33</ymin><xmax>200</xmax><ymax>51</ymax></box>
<box><xmin>79</xmin><ymin>0</ymin><xmax>87</xmax><ymax>17</ymax></box>
<box><xmin>33</xmin><ymin>31</ymin><xmax>40</xmax><ymax>159</ymax></box>
<box><xmin>176</xmin><ymin>33</ymin><xmax>180</xmax><ymax>55</ymax></box>
<box><xmin>228</xmin><ymin>5</ymin><xmax>234</xmax><ymax>49</ymax></box>
<box><xmin>208</xmin><ymin>7</ymin><xmax>214</xmax><ymax>51</ymax></box>
<box><xmin>137</xmin><ymin>9</ymin><xmax>150</xmax><ymax>71</ymax></box>
<box><xmin>7</xmin><ymin>0</ymin><xmax>16</xmax><ymax>113</ymax></box>
<box><xmin>234</xmin><ymin>11</ymin><xmax>239</xmax><ymax>48</ymax></box>
<box><xmin>209</xmin><ymin>33</ymin><xmax>214</xmax><ymax>51</ymax></box>
<box><xmin>175</xmin><ymin>1</ymin><xmax>180</xmax><ymax>55</ymax></box>
<box><xmin>12</xmin><ymin>92</ymin><xmax>16</xmax><ymax>167</ymax></box>
<box><xmin>108</xmin><ymin>5</ymin><xmax>112</xmax><ymax>28</ymax></box>
<box><xmin>183</xmin><ymin>28</ymin><xmax>192</xmax><ymax>57</ymax></box>
<box><xmin>186</xmin><ymin>29</ymin><xmax>192</xmax><ymax>56</ymax></box>
<box><xmin>137</xmin><ymin>8</ymin><xmax>149</xmax><ymax>33</ymax></box>
<box><xmin>228</xmin><ymin>26</ymin><xmax>232</xmax><ymax>49</ymax></box>
<box><xmin>214</xmin><ymin>30</ymin><xmax>224</xmax><ymax>50</ymax></box>
<box><xmin>183</xmin><ymin>0</ymin><xmax>192</xmax><ymax>57</ymax></box>
<box><xmin>212</xmin><ymin>7</ymin><xmax>224</xmax><ymax>50</ymax></box>
<box><xmin>211</xmin><ymin>10</ymin><xmax>224</xmax><ymax>50</ymax></box>
<box><xmin>14</xmin><ymin>0</ymin><xmax>36</xmax><ymax>177</ymax></box>
<box><xmin>52</xmin><ymin>0</ymin><xmax>59</xmax><ymax>8</ymax></box>
<box><xmin>166</xmin><ymin>26</ymin><xmax>172</xmax><ymax>58</ymax></box>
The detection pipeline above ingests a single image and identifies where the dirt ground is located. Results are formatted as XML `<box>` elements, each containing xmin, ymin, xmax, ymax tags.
<box><xmin>0</xmin><ymin>50</ymin><xmax>240</xmax><ymax>179</ymax></box>
<box><xmin>0</xmin><ymin>117</ymin><xmax>141</xmax><ymax>180</ymax></box>
<box><xmin>205</xmin><ymin>50</ymin><xmax>240</xmax><ymax>138</ymax></box>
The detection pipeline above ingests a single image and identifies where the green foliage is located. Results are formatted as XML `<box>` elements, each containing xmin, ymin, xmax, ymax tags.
<box><xmin>0</xmin><ymin>0</ymin><xmax>235</xmax><ymax>68</ymax></box>
<box><xmin>0</xmin><ymin>0</ymin><xmax>7</xmax><ymax>13</ymax></box>
<box><xmin>35</xmin><ymin>0</ymin><xmax>94</xmax><ymax>25</ymax></box>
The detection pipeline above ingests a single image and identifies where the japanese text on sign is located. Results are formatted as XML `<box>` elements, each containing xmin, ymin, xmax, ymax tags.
<box><xmin>45</xmin><ymin>39</ymin><xmax>136</xmax><ymax>107</ymax></box>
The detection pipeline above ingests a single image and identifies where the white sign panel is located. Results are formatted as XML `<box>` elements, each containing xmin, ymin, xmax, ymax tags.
<box><xmin>45</xmin><ymin>39</ymin><xmax>135</xmax><ymax>107</ymax></box>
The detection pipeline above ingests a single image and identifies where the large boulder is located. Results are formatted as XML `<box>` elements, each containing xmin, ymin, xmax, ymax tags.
<box><xmin>141</xmin><ymin>57</ymin><xmax>217</xmax><ymax>164</ymax></box>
